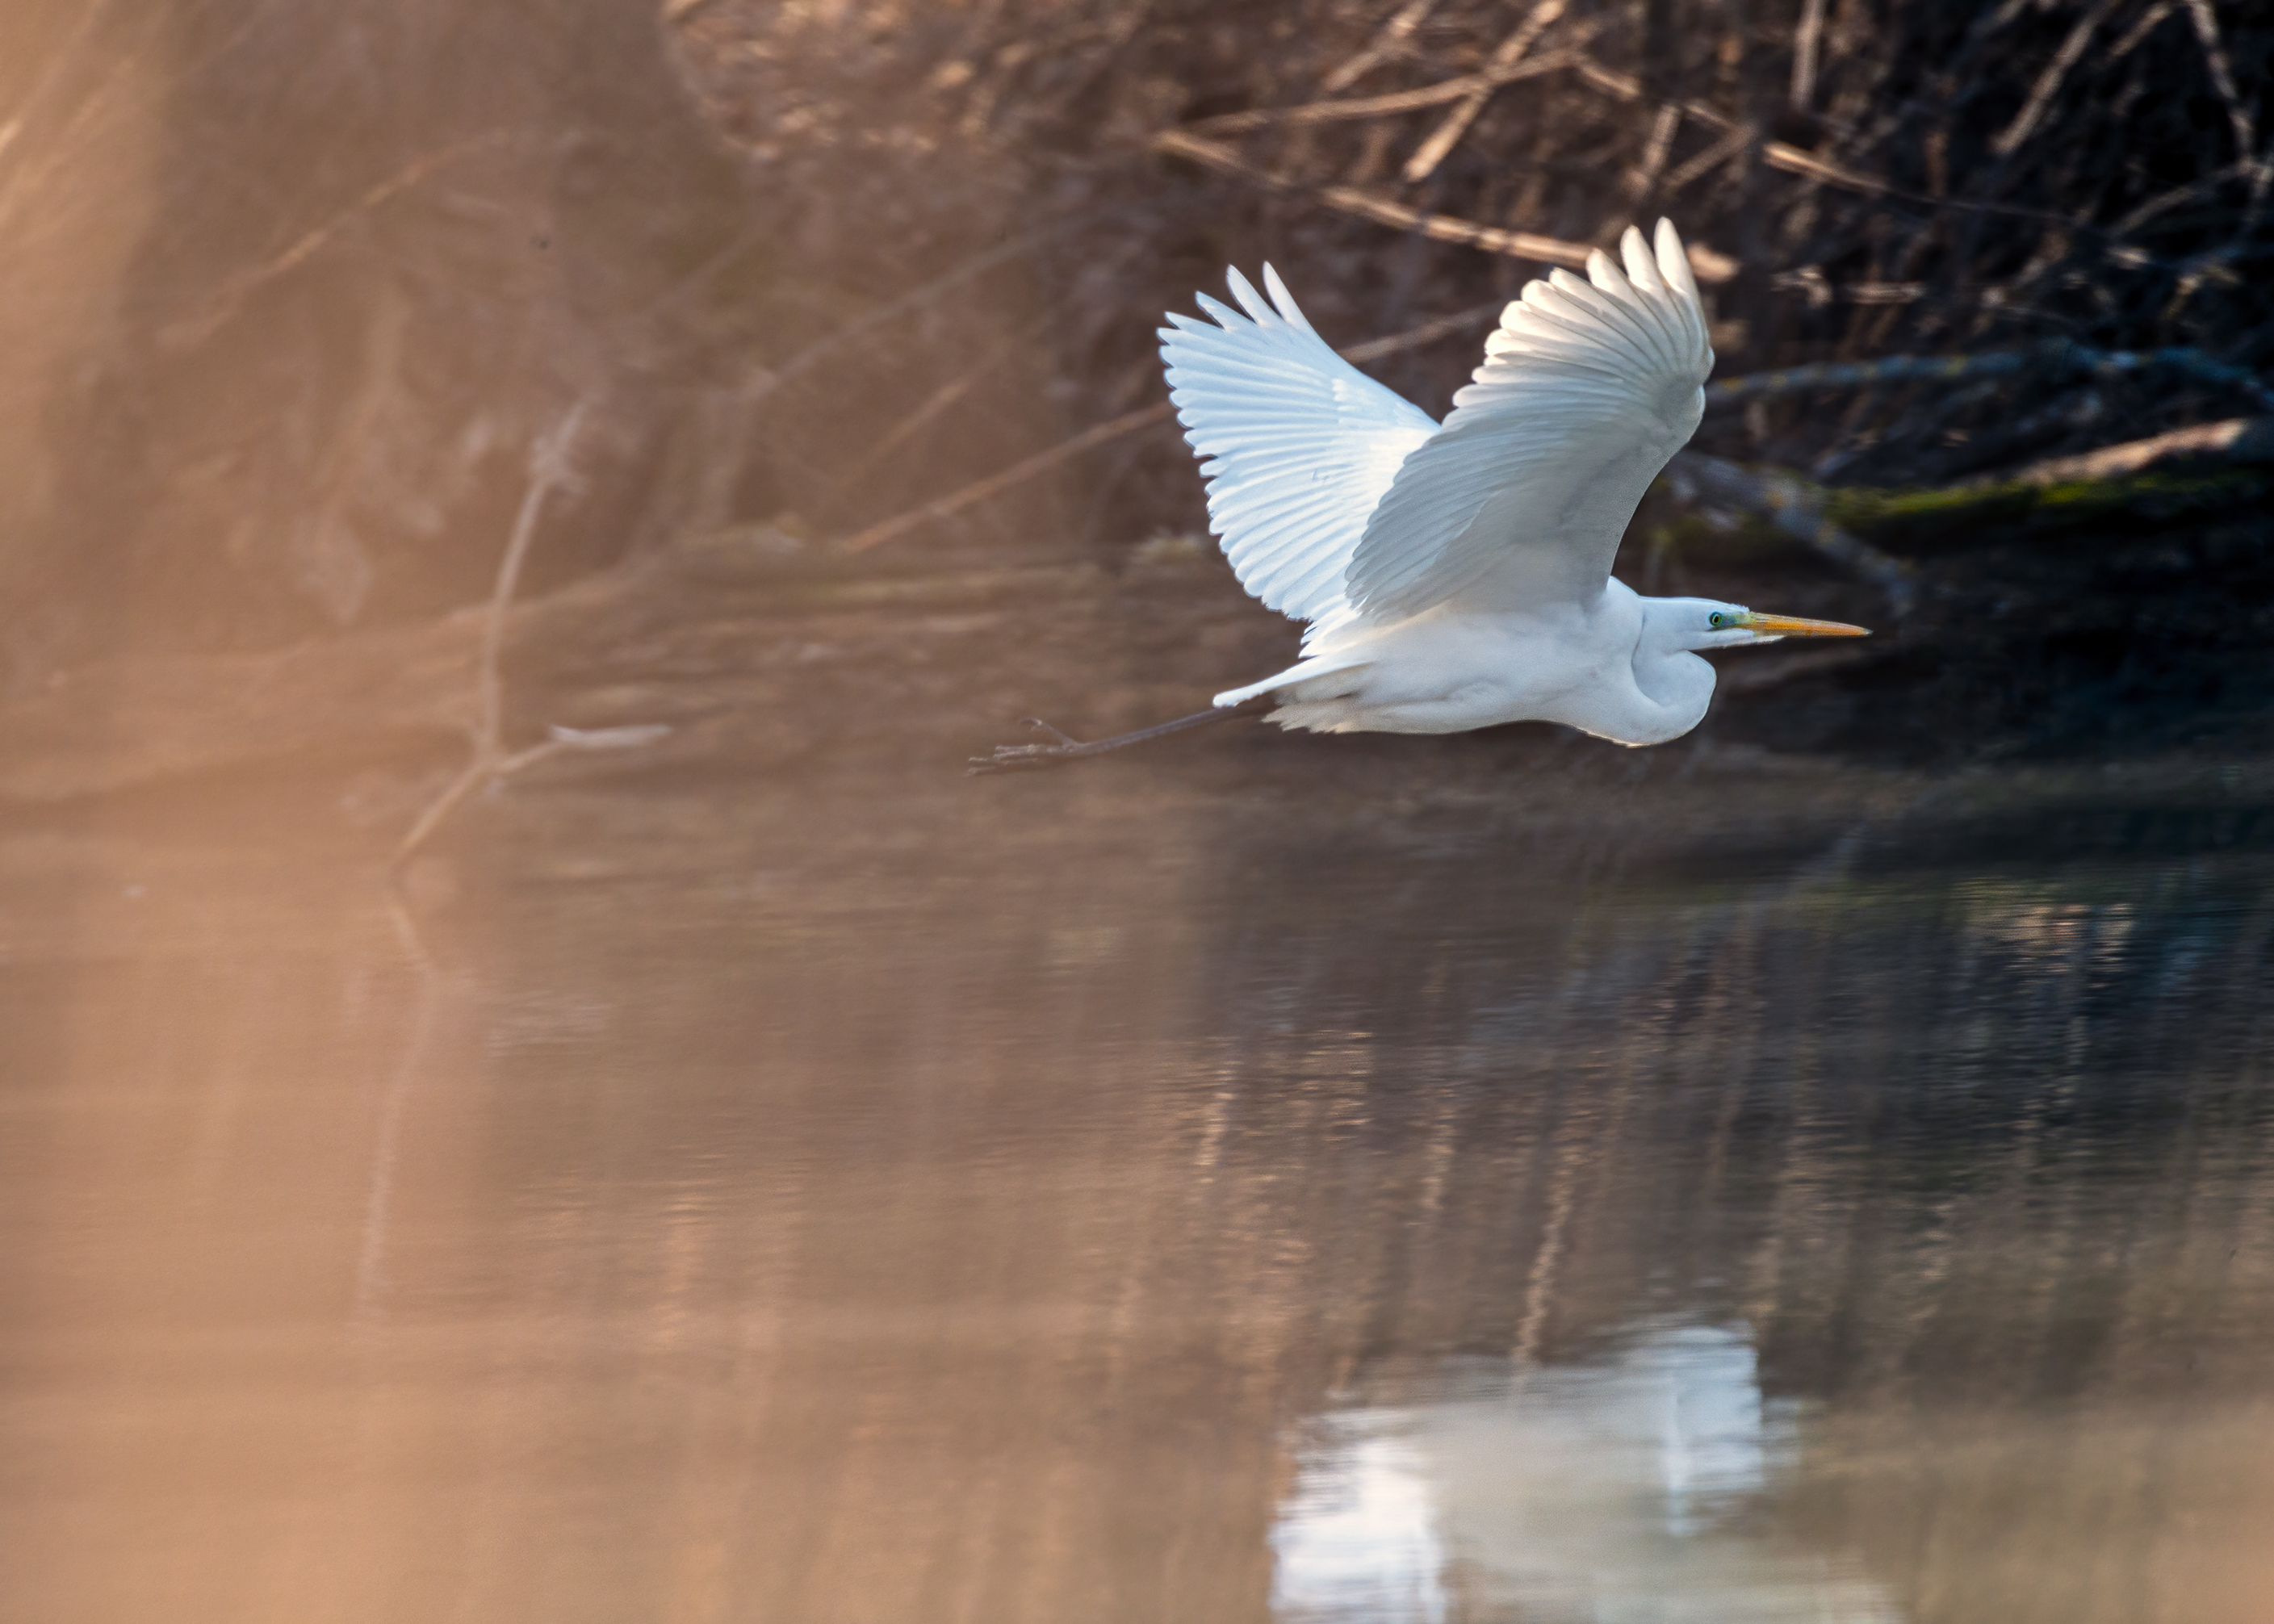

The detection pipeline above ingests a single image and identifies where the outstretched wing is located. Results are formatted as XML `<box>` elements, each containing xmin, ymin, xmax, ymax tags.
<box><xmin>1344</xmin><ymin>220</ymin><xmax>1713</xmax><ymax>620</ymax></box>
<box><xmin>1161</xmin><ymin>267</ymin><xmax>1438</xmax><ymax>637</ymax></box>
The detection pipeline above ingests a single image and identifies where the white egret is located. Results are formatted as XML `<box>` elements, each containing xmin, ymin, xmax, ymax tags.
<box><xmin>971</xmin><ymin>219</ymin><xmax>1866</xmax><ymax>773</ymax></box>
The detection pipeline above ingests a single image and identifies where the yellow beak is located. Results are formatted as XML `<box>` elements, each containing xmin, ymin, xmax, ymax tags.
<box><xmin>1741</xmin><ymin>611</ymin><xmax>1871</xmax><ymax>638</ymax></box>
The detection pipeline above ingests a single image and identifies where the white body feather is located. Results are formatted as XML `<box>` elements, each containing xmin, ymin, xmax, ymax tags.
<box><xmin>1160</xmin><ymin>220</ymin><xmax>1726</xmax><ymax>747</ymax></box>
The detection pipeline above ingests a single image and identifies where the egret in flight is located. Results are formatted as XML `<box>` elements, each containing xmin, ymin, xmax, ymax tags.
<box><xmin>971</xmin><ymin>220</ymin><xmax>1865</xmax><ymax>774</ymax></box>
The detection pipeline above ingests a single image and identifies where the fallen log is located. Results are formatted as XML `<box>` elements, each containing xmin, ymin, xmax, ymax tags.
<box><xmin>1662</xmin><ymin>415</ymin><xmax>2274</xmax><ymax>579</ymax></box>
<box><xmin>1998</xmin><ymin>416</ymin><xmax>2274</xmax><ymax>485</ymax></box>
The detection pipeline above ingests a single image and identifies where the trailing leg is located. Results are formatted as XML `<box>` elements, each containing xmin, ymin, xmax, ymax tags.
<box><xmin>966</xmin><ymin>701</ymin><xmax>1260</xmax><ymax>774</ymax></box>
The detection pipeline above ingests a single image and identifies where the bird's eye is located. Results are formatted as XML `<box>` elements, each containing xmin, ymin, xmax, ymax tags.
<box><xmin>1708</xmin><ymin>612</ymin><xmax>1726</xmax><ymax>628</ymax></box>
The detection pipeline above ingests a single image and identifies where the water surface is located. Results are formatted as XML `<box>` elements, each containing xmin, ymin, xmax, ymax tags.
<box><xmin>3</xmin><ymin>756</ymin><xmax>2269</xmax><ymax>1623</ymax></box>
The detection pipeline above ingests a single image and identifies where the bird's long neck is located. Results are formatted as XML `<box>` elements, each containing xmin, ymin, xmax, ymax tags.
<box><xmin>1627</xmin><ymin>596</ymin><xmax>1718</xmax><ymax>741</ymax></box>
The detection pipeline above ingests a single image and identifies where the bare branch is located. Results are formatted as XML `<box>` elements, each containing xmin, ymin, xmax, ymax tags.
<box><xmin>1403</xmin><ymin>0</ymin><xmax>1567</xmax><ymax>183</ymax></box>
<box><xmin>1630</xmin><ymin>103</ymin><xmax>1682</xmax><ymax>199</ymax></box>
<box><xmin>1572</xmin><ymin>57</ymin><xmax>1895</xmax><ymax>199</ymax></box>
<box><xmin>391</xmin><ymin>397</ymin><xmax>668</xmax><ymax>872</ymax></box>
<box><xmin>1321</xmin><ymin>0</ymin><xmax>1442</xmax><ymax>93</ymax></box>
<box><xmin>1790</xmin><ymin>0</ymin><xmax>1829</xmax><ymax>110</ymax></box>
<box><xmin>1194</xmin><ymin>50</ymin><xmax>1582</xmax><ymax>135</ymax></box>
<box><xmin>2180</xmin><ymin>0</ymin><xmax>2256</xmax><ymax>164</ymax></box>
<box><xmin>1153</xmin><ymin>128</ymin><xmax>1611</xmax><ymax>270</ymax></box>
<box><xmin>1664</xmin><ymin>452</ymin><xmax>1916</xmax><ymax>608</ymax></box>
<box><xmin>1663</xmin><ymin>124</ymin><xmax>1756</xmax><ymax>197</ymax></box>
<box><xmin>1706</xmin><ymin>342</ymin><xmax>2274</xmax><ymax>412</ymax></box>
<box><xmin>1990</xmin><ymin>0</ymin><xmax>2123</xmax><ymax>159</ymax></box>
<box><xmin>734</xmin><ymin>220</ymin><xmax>1086</xmax><ymax>408</ymax></box>
<box><xmin>157</xmin><ymin>131</ymin><xmax>534</xmax><ymax>354</ymax></box>
<box><xmin>1999</xmin><ymin>414</ymin><xmax>2274</xmax><ymax>484</ymax></box>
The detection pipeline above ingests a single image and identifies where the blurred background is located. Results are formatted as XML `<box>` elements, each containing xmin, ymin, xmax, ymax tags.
<box><xmin>2</xmin><ymin>3</ymin><xmax>2272</xmax><ymax>1622</ymax></box>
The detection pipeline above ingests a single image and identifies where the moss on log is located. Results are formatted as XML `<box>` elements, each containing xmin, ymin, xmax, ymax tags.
<box><xmin>1826</xmin><ymin>469</ymin><xmax>2271</xmax><ymax>557</ymax></box>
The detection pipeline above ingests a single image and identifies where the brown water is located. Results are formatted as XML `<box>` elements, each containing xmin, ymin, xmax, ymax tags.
<box><xmin>3</xmin><ymin>756</ymin><xmax>2271</xmax><ymax>1624</ymax></box>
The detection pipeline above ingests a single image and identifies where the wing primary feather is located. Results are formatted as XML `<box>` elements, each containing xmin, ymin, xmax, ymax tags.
<box><xmin>1548</xmin><ymin>266</ymin><xmax>1654</xmax><ymax>346</ymax></box>
<box><xmin>1553</xmin><ymin>266</ymin><xmax>1678</xmax><ymax>373</ymax></box>
<box><xmin>1160</xmin><ymin>262</ymin><xmax>1439</xmax><ymax>632</ymax></box>
<box><xmin>1224</xmin><ymin>267</ymin><xmax>1277</xmax><ymax>325</ymax></box>
<box><xmin>1656</xmin><ymin>218</ymin><xmax>1702</xmax><ymax>306</ymax></box>
<box><xmin>1619</xmin><ymin>226</ymin><xmax>1668</xmax><ymax>296</ymax></box>
<box><xmin>1262</xmin><ymin>265</ymin><xmax>1319</xmax><ymax>335</ymax></box>
<box><xmin>1342</xmin><ymin>216</ymin><xmax>1714</xmax><ymax>621</ymax></box>
<box><xmin>1193</xmin><ymin>292</ymin><xmax>1251</xmax><ymax>329</ymax></box>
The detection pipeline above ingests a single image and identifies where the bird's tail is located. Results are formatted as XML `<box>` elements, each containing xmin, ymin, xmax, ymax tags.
<box><xmin>1212</xmin><ymin>652</ymin><xmax>1373</xmax><ymax>709</ymax></box>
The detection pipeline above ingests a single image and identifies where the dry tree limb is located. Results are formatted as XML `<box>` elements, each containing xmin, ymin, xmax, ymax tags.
<box><xmin>1151</xmin><ymin>128</ymin><xmax>1619</xmax><ymax>270</ymax></box>
<box><xmin>2180</xmin><ymin>0</ymin><xmax>2258</xmax><ymax>169</ymax></box>
<box><xmin>1754</xmin><ymin>140</ymin><xmax>1899</xmax><ymax>198</ymax></box>
<box><xmin>2109</xmin><ymin>2</ymin><xmax>2178</xmax><ymax>62</ymax></box>
<box><xmin>1769</xmin><ymin>266</ymin><xmax>1927</xmax><ymax>305</ymax></box>
<box><xmin>392</xmin><ymin>398</ymin><xmax>666</xmax><ymax>871</ymax></box>
<box><xmin>157</xmin><ymin>130</ymin><xmax>533</xmax><ymax>354</ymax></box>
<box><xmin>1664</xmin><ymin>452</ymin><xmax>1917</xmax><ymax>608</ymax></box>
<box><xmin>1322</xmin><ymin>0</ymin><xmax>1442</xmax><ymax>93</ymax></box>
<box><xmin>835</xmin><ymin>402</ymin><xmax>1176</xmax><ymax>557</ymax></box>
<box><xmin>1663</xmin><ymin>124</ymin><xmax>1756</xmax><ymax>197</ymax></box>
<box><xmin>2112</xmin><ymin>158</ymin><xmax>2259</xmax><ymax>236</ymax></box>
<box><xmin>1629</xmin><ymin>103</ymin><xmax>1683</xmax><ymax>199</ymax></box>
<box><xmin>815</xmin><ymin>338</ymin><xmax>1024</xmax><ymax>513</ymax></box>
<box><xmin>734</xmin><ymin>219</ymin><xmax>1085</xmax><ymax>409</ymax></box>
<box><xmin>1705</xmin><ymin>341</ymin><xmax>2274</xmax><ymax>412</ymax></box>
<box><xmin>1790</xmin><ymin>0</ymin><xmax>1829</xmax><ymax>110</ymax></box>
<box><xmin>1572</xmin><ymin>57</ymin><xmax>1894</xmax><ymax>200</ymax></box>
<box><xmin>835</xmin><ymin>301</ymin><xmax>1509</xmax><ymax>555</ymax></box>
<box><xmin>1995</xmin><ymin>415</ymin><xmax>2274</xmax><ymax>485</ymax></box>
<box><xmin>1190</xmin><ymin>47</ymin><xmax>1958</xmax><ymax>236</ymax></box>
<box><xmin>1192</xmin><ymin>50</ymin><xmax>1582</xmax><ymax>135</ymax></box>
<box><xmin>1402</xmin><ymin>0</ymin><xmax>1566</xmax><ymax>184</ymax></box>
<box><xmin>1990</xmin><ymin>0</ymin><xmax>2123</xmax><ymax>159</ymax></box>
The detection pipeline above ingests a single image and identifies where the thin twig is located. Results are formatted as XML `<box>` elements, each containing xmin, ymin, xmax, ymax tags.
<box><xmin>836</xmin><ymin>403</ymin><xmax>1171</xmax><ymax>557</ymax></box>
<box><xmin>2180</xmin><ymin>0</ymin><xmax>2256</xmax><ymax>168</ymax></box>
<box><xmin>734</xmin><ymin>219</ymin><xmax>1089</xmax><ymax>409</ymax></box>
<box><xmin>1662</xmin><ymin>124</ymin><xmax>1755</xmax><ymax>197</ymax></box>
<box><xmin>1192</xmin><ymin>49</ymin><xmax>1581</xmax><ymax>135</ymax></box>
<box><xmin>2109</xmin><ymin>1</ymin><xmax>2177</xmax><ymax>62</ymax></box>
<box><xmin>157</xmin><ymin>130</ymin><xmax>534</xmax><ymax>353</ymax></box>
<box><xmin>1321</xmin><ymin>0</ymin><xmax>1441</xmax><ymax>93</ymax></box>
<box><xmin>815</xmin><ymin>349</ymin><xmax>1013</xmax><ymax>510</ymax></box>
<box><xmin>1573</xmin><ymin>57</ymin><xmax>1897</xmax><ymax>202</ymax></box>
<box><xmin>1402</xmin><ymin>0</ymin><xmax>1566</xmax><ymax>183</ymax></box>
<box><xmin>1993</xmin><ymin>414</ymin><xmax>2274</xmax><ymax>485</ymax></box>
<box><xmin>1706</xmin><ymin>341</ymin><xmax>2274</xmax><ymax>412</ymax></box>
<box><xmin>391</xmin><ymin>398</ymin><xmax>667</xmax><ymax>873</ymax></box>
<box><xmin>1630</xmin><ymin>103</ymin><xmax>1682</xmax><ymax>199</ymax></box>
<box><xmin>1790</xmin><ymin>0</ymin><xmax>1828</xmax><ymax>110</ymax></box>
<box><xmin>1990</xmin><ymin>0</ymin><xmax>2121</xmax><ymax>159</ymax></box>
<box><xmin>1152</xmin><ymin>128</ymin><xmax>1607</xmax><ymax>269</ymax></box>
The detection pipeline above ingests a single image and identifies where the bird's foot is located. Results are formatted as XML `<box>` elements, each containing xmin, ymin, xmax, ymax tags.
<box><xmin>966</xmin><ymin>718</ymin><xmax>1092</xmax><ymax>775</ymax></box>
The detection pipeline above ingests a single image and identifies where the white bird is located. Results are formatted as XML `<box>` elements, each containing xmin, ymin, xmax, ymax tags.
<box><xmin>972</xmin><ymin>220</ymin><xmax>1865</xmax><ymax>774</ymax></box>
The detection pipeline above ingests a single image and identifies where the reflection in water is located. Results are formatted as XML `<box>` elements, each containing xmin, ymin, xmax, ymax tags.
<box><xmin>2</xmin><ymin>765</ymin><xmax>2272</xmax><ymax>1622</ymax></box>
<box><xmin>1275</xmin><ymin>1325</ymin><xmax>1897</xmax><ymax>1622</ymax></box>
<box><xmin>1275</xmin><ymin>1422</ymin><xmax>1447</xmax><ymax>1623</ymax></box>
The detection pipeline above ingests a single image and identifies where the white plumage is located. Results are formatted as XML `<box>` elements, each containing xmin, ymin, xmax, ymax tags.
<box><xmin>1158</xmin><ymin>219</ymin><xmax>1866</xmax><ymax>747</ymax></box>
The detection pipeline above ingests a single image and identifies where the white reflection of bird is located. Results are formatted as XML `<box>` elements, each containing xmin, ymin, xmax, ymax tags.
<box><xmin>971</xmin><ymin>220</ymin><xmax>1866</xmax><ymax>775</ymax></box>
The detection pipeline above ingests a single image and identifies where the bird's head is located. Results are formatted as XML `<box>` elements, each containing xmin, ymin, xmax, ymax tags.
<box><xmin>1650</xmin><ymin>596</ymin><xmax>1871</xmax><ymax>651</ymax></box>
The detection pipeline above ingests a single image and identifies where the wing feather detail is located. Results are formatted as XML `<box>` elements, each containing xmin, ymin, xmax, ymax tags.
<box><xmin>1345</xmin><ymin>220</ymin><xmax>1714</xmax><ymax>618</ymax></box>
<box><xmin>1160</xmin><ymin>267</ymin><xmax>1438</xmax><ymax>637</ymax></box>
